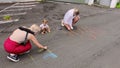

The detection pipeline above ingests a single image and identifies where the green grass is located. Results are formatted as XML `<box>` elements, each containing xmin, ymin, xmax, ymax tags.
<box><xmin>3</xmin><ymin>15</ymin><xmax>11</xmax><ymax>20</ymax></box>
<box><xmin>116</xmin><ymin>2</ymin><xmax>120</xmax><ymax>8</ymax></box>
<box><xmin>36</xmin><ymin>0</ymin><xmax>46</xmax><ymax>3</ymax></box>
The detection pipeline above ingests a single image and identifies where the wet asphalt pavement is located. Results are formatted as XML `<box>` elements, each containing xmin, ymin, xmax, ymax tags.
<box><xmin>0</xmin><ymin>1</ymin><xmax>120</xmax><ymax>68</ymax></box>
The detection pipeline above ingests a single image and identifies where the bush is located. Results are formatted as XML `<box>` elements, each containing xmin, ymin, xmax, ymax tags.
<box><xmin>116</xmin><ymin>2</ymin><xmax>120</xmax><ymax>8</ymax></box>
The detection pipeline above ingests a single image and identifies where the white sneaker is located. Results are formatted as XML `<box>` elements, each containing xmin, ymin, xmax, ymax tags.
<box><xmin>71</xmin><ymin>26</ymin><xmax>73</xmax><ymax>30</ymax></box>
<box><xmin>61</xmin><ymin>20</ymin><xmax>64</xmax><ymax>26</ymax></box>
<box><xmin>25</xmin><ymin>50</ymin><xmax>30</xmax><ymax>54</ymax></box>
<box><xmin>7</xmin><ymin>54</ymin><xmax>19</xmax><ymax>62</ymax></box>
<box><xmin>19</xmin><ymin>50</ymin><xmax>30</xmax><ymax>55</ymax></box>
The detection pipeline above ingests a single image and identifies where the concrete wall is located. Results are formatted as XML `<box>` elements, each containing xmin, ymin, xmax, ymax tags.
<box><xmin>85</xmin><ymin>0</ymin><xmax>94</xmax><ymax>5</ymax></box>
<box><xmin>86</xmin><ymin>0</ymin><xmax>118</xmax><ymax>8</ymax></box>
<box><xmin>99</xmin><ymin>0</ymin><xmax>111</xmax><ymax>6</ymax></box>
<box><xmin>110</xmin><ymin>0</ymin><xmax>118</xmax><ymax>8</ymax></box>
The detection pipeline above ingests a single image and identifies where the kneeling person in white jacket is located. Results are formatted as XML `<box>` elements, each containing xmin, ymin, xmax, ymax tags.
<box><xmin>61</xmin><ymin>8</ymin><xmax>80</xmax><ymax>31</ymax></box>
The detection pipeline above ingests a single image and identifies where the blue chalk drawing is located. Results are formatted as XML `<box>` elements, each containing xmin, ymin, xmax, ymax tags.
<box><xmin>43</xmin><ymin>52</ymin><xmax>58</xmax><ymax>59</ymax></box>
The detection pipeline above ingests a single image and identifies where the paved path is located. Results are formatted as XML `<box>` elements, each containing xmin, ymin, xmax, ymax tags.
<box><xmin>0</xmin><ymin>0</ymin><xmax>35</xmax><ymax>3</ymax></box>
<box><xmin>0</xmin><ymin>1</ymin><xmax>120</xmax><ymax>68</ymax></box>
<box><xmin>0</xmin><ymin>1</ymin><xmax>38</xmax><ymax>24</ymax></box>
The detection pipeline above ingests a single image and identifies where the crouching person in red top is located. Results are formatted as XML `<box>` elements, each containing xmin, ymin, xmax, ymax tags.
<box><xmin>4</xmin><ymin>24</ymin><xmax>47</xmax><ymax>62</ymax></box>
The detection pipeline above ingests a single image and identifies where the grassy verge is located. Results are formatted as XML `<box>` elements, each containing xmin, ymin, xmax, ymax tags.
<box><xmin>116</xmin><ymin>2</ymin><xmax>120</xmax><ymax>8</ymax></box>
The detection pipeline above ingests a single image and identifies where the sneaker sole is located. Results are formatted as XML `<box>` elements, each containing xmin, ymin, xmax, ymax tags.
<box><xmin>7</xmin><ymin>56</ymin><xmax>19</xmax><ymax>62</ymax></box>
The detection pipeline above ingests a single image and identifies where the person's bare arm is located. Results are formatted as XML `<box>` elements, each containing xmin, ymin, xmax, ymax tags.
<box><xmin>29</xmin><ymin>34</ymin><xmax>47</xmax><ymax>49</ymax></box>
